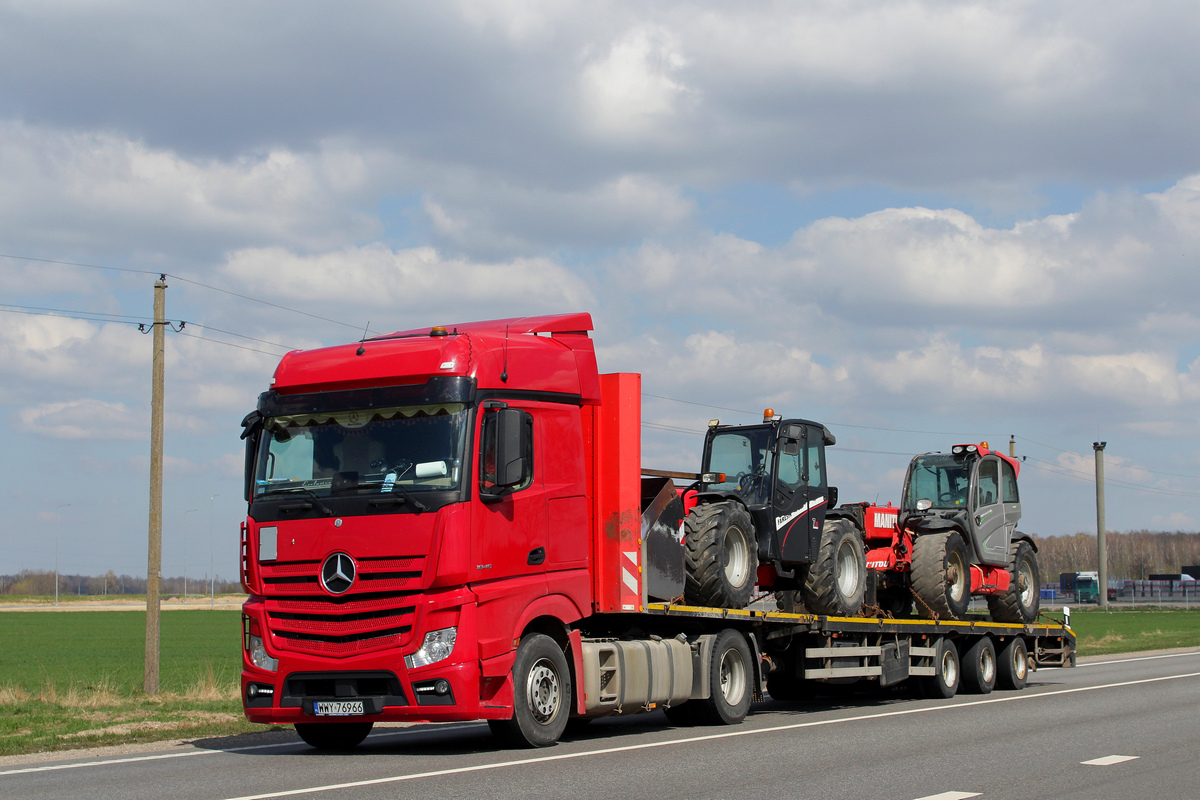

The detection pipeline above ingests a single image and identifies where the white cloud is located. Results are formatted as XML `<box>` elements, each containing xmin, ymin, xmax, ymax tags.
<box><xmin>17</xmin><ymin>398</ymin><xmax>143</xmax><ymax>440</ymax></box>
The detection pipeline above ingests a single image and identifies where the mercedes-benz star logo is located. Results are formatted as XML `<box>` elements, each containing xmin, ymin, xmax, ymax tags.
<box><xmin>321</xmin><ymin>552</ymin><xmax>356</xmax><ymax>594</ymax></box>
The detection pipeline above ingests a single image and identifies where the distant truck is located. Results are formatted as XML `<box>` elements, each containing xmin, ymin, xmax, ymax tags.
<box><xmin>1061</xmin><ymin>571</ymin><xmax>1113</xmax><ymax>603</ymax></box>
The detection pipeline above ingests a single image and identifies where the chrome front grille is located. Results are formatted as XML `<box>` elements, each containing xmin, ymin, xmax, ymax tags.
<box><xmin>260</xmin><ymin>556</ymin><xmax>424</xmax><ymax>657</ymax></box>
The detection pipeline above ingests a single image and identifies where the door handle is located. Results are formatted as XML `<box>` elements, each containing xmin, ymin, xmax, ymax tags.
<box><xmin>527</xmin><ymin>547</ymin><xmax>546</xmax><ymax>566</ymax></box>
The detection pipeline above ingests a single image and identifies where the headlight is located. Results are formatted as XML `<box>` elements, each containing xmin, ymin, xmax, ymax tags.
<box><xmin>248</xmin><ymin>634</ymin><xmax>279</xmax><ymax>672</ymax></box>
<box><xmin>404</xmin><ymin>627</ymin><xmax>457</xmax><ymax>669</ymax></box>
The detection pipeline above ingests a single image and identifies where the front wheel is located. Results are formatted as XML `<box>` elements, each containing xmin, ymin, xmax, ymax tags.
<box><xmin>911</xmin><ymin>532</ymin><xmax>971</xmax><ymax>620</ymax></box>
<box><xmin>802</xmin><ymin>519</ymin><xmax>867</xmax><ymax>616</ymax></box>
<box><xmin>294</xmin><ymin>722</ymin><xmax>373</xmax><ymax>750</ymax></box>
<box><xmin>684</xmin><ymin>502</ymin><xmax>757</xmax><ymax>609</ymax></box>
<box><xmin>488</xmin><ymin>633</ymin><xmax>571</xmax><ymax>748</ymax></box>
<box><xmin>987</xmin><ymin>540</ymin><xmax>1041</xmax><ymax>624</ymax></box>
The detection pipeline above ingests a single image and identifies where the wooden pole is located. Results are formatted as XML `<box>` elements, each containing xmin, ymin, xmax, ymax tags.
<box><xmin>144</xmin><ymin>276</ymin><xmax>166</xmax><ymax>694</ymax></box>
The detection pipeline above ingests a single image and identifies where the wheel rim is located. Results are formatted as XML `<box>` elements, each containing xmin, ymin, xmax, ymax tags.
<box><xmin>1012</xmin><ymin>645</ymin><xmax>1027</xmax><ymax>680</ymax></box>
<box><xmin>720</xmin><ymin>647</ymin><xmax>748</xmax><ymax>705</ymax></box>
<box><xmin>835</xmin><ymin>539</ymin><xmax>860</xmax><ymax>599</ymax></box>
<box><xmin>723</xmin><ymin>524</ymin><xmax>751</xmax><ymax>589</ymax></box>
<box><xmin>1017</xmin><ymin>559</ymin><xmax>1035</xmax><ymax>609</ymax></box>
<box><xmin>947</xmin><ymin>549</ymin><xmax>967</xmax><ymax>603</ymax></box>
<box><xmin>526</xmin><ymin>658</ymin><xmax>561</xmax><ymax>724</ymax></box>
<box><xmin>940</xmin><ymin>649</ymin><xmax>958</xmax><ymax>687</ymax></box>
<box><xmin>980</xmin><ymin>645</ymin><xmax>995</xmax><ymax>684</ymax></box>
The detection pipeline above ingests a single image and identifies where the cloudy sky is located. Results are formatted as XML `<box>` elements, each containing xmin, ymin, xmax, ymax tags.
<box><xmin>3</xmin><ymin>1</ymin><xmax>1200</xmax><ymax>583</ymax></box>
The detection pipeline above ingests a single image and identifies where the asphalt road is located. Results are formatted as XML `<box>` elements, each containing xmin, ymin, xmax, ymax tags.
<box><xmin>4</xmin><ymin>651</ymin><xmax>1198</xmax><ymax>800</ymax></box>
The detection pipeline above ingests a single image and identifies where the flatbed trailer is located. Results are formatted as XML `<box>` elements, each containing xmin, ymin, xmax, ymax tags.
<box><xmin>586</xmin><ymin>602</ymin><xmax>1075</xmax><ymax>705</ymax></box>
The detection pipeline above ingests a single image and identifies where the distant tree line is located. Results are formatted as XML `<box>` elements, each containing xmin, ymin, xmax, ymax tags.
<box><xmin>0</xmin><ymin>570</ymin><xmax>244</xmax><ymax>596</ymax></box>
<box><xmin>1031</xmin><ymin>530</ymin><xmax>1200</xmax><ymax>580</ymax></box>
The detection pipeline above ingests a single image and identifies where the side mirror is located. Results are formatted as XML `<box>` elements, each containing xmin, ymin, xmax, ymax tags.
<box><xmin>481</xmin><ymin>408</ymin><xmax>532</xmax><ymax>501</ymax></box>
<box><xmin>493</xmin><ymin>408</ymin><xmax>530</xmax><ymax>487</ymax></box>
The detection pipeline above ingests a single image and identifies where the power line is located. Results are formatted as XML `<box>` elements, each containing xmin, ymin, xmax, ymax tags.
<box><xmin>174</xmin><ymin>329</ymin><xmax>285</xmax><ymax>357</ymax></box>
<box><xmin>0</xmin><ymin>252</ymin><xmax>159</xmax><ymax>276</ymax></box>
<box><xmin>1023</xmin><ymin>457</ymin><xmax>1200</xmax><ymax>499</ymax></box>
<box><xmin>0</xmin><ymin>306</ymin><xmax>148</xmax><ymax>326</ymax></box>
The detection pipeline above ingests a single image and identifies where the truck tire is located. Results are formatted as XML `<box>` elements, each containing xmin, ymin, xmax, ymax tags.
<box><xmin>911</xmin><ymin>532</ymin><xmax>970</xmax><ymax>620</ymax></box>
<box><xmin>987</xmin><ymin>540</ymin><xmax>1040</xmax><ymax>624</ymax></box>
<box><xmin>294</xmin><ymin>722</ymin><xmax>373</xmax><ymax>750</ymax></box>
<box><xmin>919</xmin><ymin>637</ymin><xmax>960</xmax><ymax>699</ymax></box>
<box><xmin>684</xmin><ymin>502</ymin><xmax>756</xmax><ymax>609</ymax></box>
<box><xmin>960</xmin><ymin>636</ymin><xmax>997</xmax><ymax>694</ymax></box>
<box><xmin>802</xmin><ymin>519</ymin><xmax>866</xmax><ymax>617</ymax></box>
<box><xmin>696</xmin><ymin>628</ymin><xmax>753</xmax><ymax>725</ymax></box>
<box><xmin>488</xmin><ymin>633</ymin><xmax>571</xmax><ymax>748</ymax></box>
<box><xmin>996</xmin><ymin>637</ymin><xmax>1029</xmax><ymax>690</ymax></box>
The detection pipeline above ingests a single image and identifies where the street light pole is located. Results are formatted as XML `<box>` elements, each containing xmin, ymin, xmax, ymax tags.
<box><xmin>209</xmin><ymin>494</ymin><xmax>219</xmax><ymax>608</ymax></box>
<box><xmin>183</xmin><ymin>508</ymin><xmax>198</xmax><ymax>603</ymax></box>
<box><xmin>55</xmin><ymin>503</ymin><xmax>70</xmax><ymax>606</ymax></box>
<box><xmin>1094</xmin><ymin>441</ymin><xmax>1108</xmax><ymax>611</ymax></box>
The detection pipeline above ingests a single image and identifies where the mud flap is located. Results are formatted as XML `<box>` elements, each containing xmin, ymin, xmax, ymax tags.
<box><xmin>880</xmin><ymin>640</ymin><xmax>910</xmax><ymax>687</ymax></box>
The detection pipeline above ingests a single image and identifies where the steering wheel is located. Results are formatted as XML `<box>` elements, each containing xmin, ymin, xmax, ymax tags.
<box><xmin>938</xmin><ymin>491</ymin><xmax>953</xmax><ymax>502</ymax></box>
<box><xmin>738</xmin><ymin>470</ymin><xmax>763</xmax><ymax>493</ymax></box>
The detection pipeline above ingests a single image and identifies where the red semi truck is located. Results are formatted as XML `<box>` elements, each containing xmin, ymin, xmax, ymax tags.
<box><xmin>238</xmin><ymin>313</ymin><xmax>1074</xmax><ymax>749</ymax></box>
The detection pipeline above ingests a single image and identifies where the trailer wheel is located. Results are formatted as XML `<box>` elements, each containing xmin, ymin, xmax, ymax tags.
<box><xmin>919</xmin><ymin>638</ymin><xmax>960</xmax><ymax>699</ymax></box>
<box><xmin>294</xmin><ymin>722</ymin><xmax>373</xmax><ymax>750</ymax></box>
<box><xmin>488</xmin><ymin>633</ymin><xmax>571</xmax><ymax>748</ymax></box>
<box><xmin>696</xmin><ymin>629</ymin><xmax>753</xmax><ymax>725</ymax></box>
<box><xmin>684</xmin><ymin>502</ymin><xmax>756</xmax><ymax>609</ymax></box>
<box><xmin>802</xmin><ymin>519</ymin><xmax>866</xmax><ymax>617</ymax></box>
<box><xmin>961</xmin><ymin>637</ymin><xmax>997</xmax><ymax>694</ymax></box>
<box><xmin>987</xmin><ymin>541</ymin><xmax>1041</xmax><ymax>624</ymax></box>
<box><xmin>911</xmin><ymin>532</ymin><xmax>970</xmax><ymax>620</ymax></box>
<box><xmin>996</xmin><ymin>638</ymin><xmax>1029</xmax><ymax>690</ymax></box>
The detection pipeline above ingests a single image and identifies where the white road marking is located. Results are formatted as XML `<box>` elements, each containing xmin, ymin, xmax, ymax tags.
<box><xmin>218</xmin><ymin>670</ymin><xmax>1200</xmax><ymax>800</ymax></box>
<box><xmin>0</xmin><ymin>723</ymin><xmax>486</xmax><ymax>776</ymax></box>
<box><xmin>912</xmin><ymin>793</ymin><xmax>980</xmax><ymax>800</ymax></box>
<box><xmin>1082</xmin><ymin>754</ymin><xmax>1140</xmax><ymax>766</ymax></box>
<box><xmin>1070</xmin><ymin>651</ymin><xmax>1200</xmax><ymax>669</ymax></box>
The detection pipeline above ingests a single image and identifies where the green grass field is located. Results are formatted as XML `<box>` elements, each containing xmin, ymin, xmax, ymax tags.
<box><xmin>0</xmin><ymin>610</ymin><xmax>276</xmax><ymax>755</ymax></box>
<box><xmin>1</xmin><ymin>606</ymin><xmax>1198</xmax><ymax>756</ymax></box>
<box><xmin>1066</xmin><ymin>607</ymin><xmax>1200</xmax><ymax>656</ymax></box>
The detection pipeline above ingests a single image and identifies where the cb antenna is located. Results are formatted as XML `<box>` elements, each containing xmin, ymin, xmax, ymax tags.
<box><xmin>355</xmin><ymin>321</ymin><xmax>371</xmax><ymax>356</ymax></box>
<box><xmin>500</xmin><ymin>325</ymin><xmax>510</xmax><ymax>383</ymax></box>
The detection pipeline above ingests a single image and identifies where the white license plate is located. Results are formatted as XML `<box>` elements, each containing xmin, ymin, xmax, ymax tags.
<box><xmin>314</xmin><ymin>701</ymin><xmax>364</xmax><ymax>716</ymax></box>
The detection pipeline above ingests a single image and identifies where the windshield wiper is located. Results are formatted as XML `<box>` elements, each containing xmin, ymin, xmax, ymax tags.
<box><xmin>385</xmin><ymin>483</ymin><xmax>427</xmax><ymax>512</ymax></box>
<box><xmin>259</xmin><ymin>485</ymin><xmax>334</xmax><ymax>516</ymax></box>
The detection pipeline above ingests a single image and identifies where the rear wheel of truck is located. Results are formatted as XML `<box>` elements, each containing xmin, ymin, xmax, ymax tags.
<box><xmin>919</xmin><ymin>637</ymin><xmax>960</xmax><ymax>699</ymax></box>
<box><xmin>987</xmin><ymin>540</ymin><xmax>1041</xmax><ymax>624</ymax></box>
<box><xmin>911</xmin><ymin>532</ymin><xmax>970</xmax><ymax>620</ymax></box>
<box><xmin>696</xmin><ymin>628</ymin><xmax>753</xmax><ymax>725</ymax></box>
<box><xmin>294</xmin><ymin>722</ymin><xmax>373</xmax><ymax>750</ymax></box>
<box><xmin>961</xmin><ymin>637</ymin><xmax>997</xmax><ymax>694</ymax></box>
<box><xmin>996</xmin><ymin>637</ymin><xmax>1029</xmax><ymax>690</ymax></box>
<box><xmin>684</xmin><ymin>502</ymin><xmax>756</xmax><ymax>609</ymax></box>
<box><xmin>488</xmin><ymin>633</ymin><xmax>571</xmax><ymax>748</ymax></box>
<box><xmin>802</xmin><ymin>519</ymin><xmax>866</xmax><ymax>617</ymax></box>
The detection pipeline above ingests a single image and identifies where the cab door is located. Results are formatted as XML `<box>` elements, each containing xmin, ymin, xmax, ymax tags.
<box><xmin>971</xmin><ymin>456</ymin><xmax>1011</xmax><ymax>566</ymax></box>
<box><xmin>774</xmin><ymin>425</ymin><xmax>830</xmax><ymax>564</ymax></box>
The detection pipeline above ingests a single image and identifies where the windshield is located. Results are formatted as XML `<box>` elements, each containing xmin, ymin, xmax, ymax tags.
<box><xmin>903</xmin><ymin>454</ymin><xmax>971</xmax><ymax>511</ymax></box>
<box><xmin>704</xmin><ymin>428</ymin><xmax>774</xmax><ymax>505</ymax></box>
<box><xmin>254</xmin><ymin>403</ymin><xmax>469</xmax><ymax>498</ymax></box>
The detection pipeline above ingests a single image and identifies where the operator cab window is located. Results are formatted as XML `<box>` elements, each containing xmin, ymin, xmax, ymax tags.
<box><xmin>976</xmin><ymin>459</ymin><xmax>1000</xmax><ymax>508</ymax></box>
<box><xmin>1001</xmin><ymin>461</ymin><xmax>1019</xmax><ymax>503</ymax></box>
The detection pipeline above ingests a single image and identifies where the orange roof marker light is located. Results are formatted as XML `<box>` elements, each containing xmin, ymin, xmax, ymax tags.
<box><xmin>430</xmin><ymin>326</ymin><xmax>449</xmax><ymax>337</ymax></box>
<box><xmin>763</xmin><ymin>409</ymin><xmax>781</xmax><ymax>422</ymax></box>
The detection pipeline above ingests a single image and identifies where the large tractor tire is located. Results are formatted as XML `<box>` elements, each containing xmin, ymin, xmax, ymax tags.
<box><xmin>488</xmin><ymin>633</ymin><xmax>571</xmax><ymax>748</ymax></box>
<box><xmin>987</xmin><ymin>540</ymin><xmax>1041</xmax><ymax>624</ymax></box>
<box><xmin>802</xmin><ymin>518</ymin><xmax>867</xmax><ymax>617</ymax></box>
<box><xmin>911</xmin><ymin>532</ymin><xmax>971</xmax><ymax>620</ymax></box>
<box><xmin>684</xmin><ymin>502</ymin><xmax>757</xmax><ymax>609</ymax></box>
